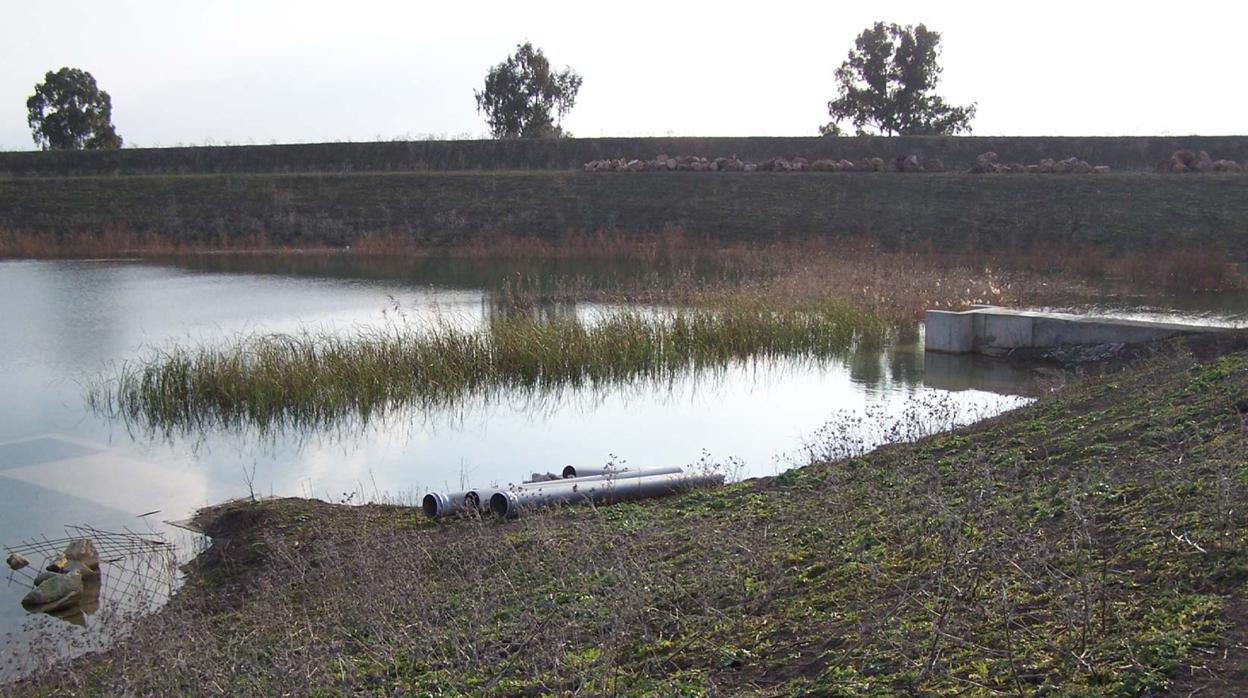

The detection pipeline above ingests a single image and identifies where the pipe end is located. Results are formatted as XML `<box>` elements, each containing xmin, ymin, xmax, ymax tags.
<box><xmin>421</xmin><ymin>493</ymin><xmax>446</xmax><ymax>519</ymax></box>
<box><xmin>490</xmin><ymin>491</ymin><xmax>517</xmax><ymax>519</ymax></box>
<box><xmin>561</xmin><ymin>465</ymin><xmax>578</xmax><ymax>479</ymax></box>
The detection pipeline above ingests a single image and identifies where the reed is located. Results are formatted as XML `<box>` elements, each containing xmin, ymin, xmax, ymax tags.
<box><xmin>89</xmin><ymin>299</ymin><xmax>891</xmax><ymax>435</ymax></box>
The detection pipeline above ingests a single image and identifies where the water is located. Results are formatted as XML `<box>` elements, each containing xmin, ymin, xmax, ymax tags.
<box><xmin>1</xmin><ymin>254</ymin><xmax>1240</xmax><ymax>673</ymax></box>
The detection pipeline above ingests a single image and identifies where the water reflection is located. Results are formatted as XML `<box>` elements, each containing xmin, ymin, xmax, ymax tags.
<box><xmin>7</xmin><ymin>254</ymin><xmax>1240</xmax><ymax>667</ymax></box>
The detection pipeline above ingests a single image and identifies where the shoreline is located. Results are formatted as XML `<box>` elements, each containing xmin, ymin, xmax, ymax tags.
<box><xmin>7</xmin><ymin>330</ymin><xmax>1247</xmax><ymax>694</ymax></box>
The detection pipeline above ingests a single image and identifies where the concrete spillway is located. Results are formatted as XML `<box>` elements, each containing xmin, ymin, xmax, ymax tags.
<box><xmin>925</xmin><ymin>306</ymin><xmax>1226</xmax><ymax>355</ymax></box>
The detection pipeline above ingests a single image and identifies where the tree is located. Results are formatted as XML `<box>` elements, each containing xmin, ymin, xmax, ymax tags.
<box><xmin>27</xmin><ymin>67</ymin><xmax>122</xmax><ymax>150</ymax></box>
<box><xmin>823</xmin><ymin>23</ymin><xmax>975</xmax><ymax>136</ymax></box>
<box><xmin>475</xmin><ymin>42</ymin><xmax>582</xmax><ymax>139</ymax></box>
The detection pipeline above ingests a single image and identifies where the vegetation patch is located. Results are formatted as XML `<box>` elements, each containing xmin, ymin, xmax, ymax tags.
<box><xmin>13</xmin><ymin>331</ymin><xmax>1248</xmax><ymax>694</ymax></box>
<box><xmin>88</xmin><ymin>299</ymin><xmax>893</xmax><ymax>435</ymax></box>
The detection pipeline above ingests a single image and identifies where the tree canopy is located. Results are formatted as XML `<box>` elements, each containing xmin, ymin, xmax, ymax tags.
<box><xmin>475</xmin><ymin>42</ymin><xmax>582</xmax><ymax>139</ymax></box>
<box><xmin>823</xmin><ymin>22</ymin><xmax>975</xmax><ymax>137</ymax></box>
<box><xmin>27</xmin><ymin>67</ymin><xmax>123</xmax><ymax>151</ymax></box>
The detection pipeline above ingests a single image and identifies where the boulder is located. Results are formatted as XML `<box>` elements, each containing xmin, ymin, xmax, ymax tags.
<box><xmin>1007</xmin><ymin>163</ymin><xmax>1028</xmax><ymax>174</ymax></box>
<box><xmin>838</xmin><ymin>159</ymin><xmax>856</xmax><ymax>171</ymax></box>
<box><xmin>743</xmin><ymin>163</ymin><xmax>757</xmax><ymax>172</ymax></box>
<box><xmin>923</xmin><ymin>158</ymin><xmax>946</xmax><ymax>173</ymax></box>
<box><xmin>1172</xmin><ymin>149</ymin><xmax>1197</xmax><ymax>169</ymax></box>
<box><xmin>869</xmin><ymin>157</ymin><xmax>886</xmax><ymax>172</ymax></box>
<box><xmin>6</xmin><ymin>553</ymin><xmax>27</xmax><ymax>571</ymax></box>
<box><xmin>973</xmin><ymin>151</ymin><xmax>1000</xmax><ymax>173</ymax></box>
<box><xmin>1025</xmin><ymin>164</ymin><xmax>1040</xmax><ymax>174</ymax></box>
<box><xmin>22</xmin><ymin>570</ymin><xmax>84</xmax><ymax>613</ymax></box>
<box><xmin>1038</xmin><ymin>158</ymin><xmax>1056</xmax><ymax>173</ymax></box>
<box><xmin>894</xmin><ymin>154</ymin><xmax>922</xmax><ymax>172</ymax></box>
<box><xmin>1195</xmin><ymin>151</ymin><xmax>1214</xmax><ymax>172</ymax></box>
<box><xmin>1092</xmin><ymin>165</ymin><xmax>1111</xmax><ymax>174</ymax></box>
<box><xmin>1212</xmin><ymin>160</ymin><xmax>1243</xmax><ymax>173</ymax></box>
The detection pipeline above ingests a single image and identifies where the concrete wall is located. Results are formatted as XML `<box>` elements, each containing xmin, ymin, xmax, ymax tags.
<box><xmin>925</xmin><ymin>307</ymin><xmax>1223</xmax><ymax>355</ymax></box>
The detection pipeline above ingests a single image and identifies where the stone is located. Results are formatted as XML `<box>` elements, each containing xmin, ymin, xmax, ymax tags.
<box><xmin>743</xmin><ymin>163</ymin><xmax>757</xmax><ymax>172</ymax></box>
<box><xmin>1092</xmin><ymin>165</ymin><xmax>1111</xmax><ymax>174</ymax></box>
<box><xmin>923</xmin><ymin>158</ymin><xmax>945</xmax><ymax>173</ymax></box>
<box><xmin>22</xmin><ymin>570</ymin><xmax>84</xmax><ymax>613</ymax></box>
<box><xmin>895</xmin><ymin>154</ymin><xmax>921</xmax><ymax>172</ymax></box>
<box><xmin>1038</xmin><ymin>158</ymin><xmax>1056</xmax><ymax>173</ymax></box>
<box><xmin>869</xmin><ymin>157</ymin><xmax>886</xmax><ymax>172</ymax></box>
<box><xmin>973</xmin><ymin>151</ymin><xmax>999</xmax><ymax>173</ymax></box>
<box><xmin>6</xmin><ymin>553</ymin><xmax>27</xmax><ymax>571</ymax></box>
<box><xmin>1212</xmin><ymin>160</ymin><xmax>1243</xmax><ymax>173</ymax></box>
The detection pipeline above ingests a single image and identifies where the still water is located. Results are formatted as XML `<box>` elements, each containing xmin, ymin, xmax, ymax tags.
<box><xmin>1</xmin><ymin>254</ymin><xmax>1240</xmax><ymax>669</ymax></box>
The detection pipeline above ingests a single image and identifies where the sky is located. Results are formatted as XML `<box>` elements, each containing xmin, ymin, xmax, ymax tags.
<box><xmin>1</xmin><ymin>1</ymin><xmax>1244</xmax><ymax>150</ymax></box>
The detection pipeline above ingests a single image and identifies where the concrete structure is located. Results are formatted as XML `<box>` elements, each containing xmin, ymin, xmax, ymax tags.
<box><xmin>925</xmin><ymin>306</ymin><xmax>1226</xmax><ymax>355</ymax></box>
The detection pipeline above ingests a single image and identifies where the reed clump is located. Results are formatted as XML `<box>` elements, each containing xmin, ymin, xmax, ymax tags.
<box><xmin>90</xmin><ymin>299</ymin><xmax>891</xmax><ymax>435</ymax></box>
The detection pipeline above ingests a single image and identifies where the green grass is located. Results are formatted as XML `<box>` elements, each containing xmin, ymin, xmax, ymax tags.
<box><xmin>89</xmin><ymin>299</ymin><xmax>892</xmax><ymax>435</ymax></box>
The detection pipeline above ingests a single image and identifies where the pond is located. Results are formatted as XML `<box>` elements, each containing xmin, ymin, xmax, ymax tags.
<box><xmin>0</xmin><ymin>254</ymin><xmax>1243</xmax><ymax>676</ymax></box>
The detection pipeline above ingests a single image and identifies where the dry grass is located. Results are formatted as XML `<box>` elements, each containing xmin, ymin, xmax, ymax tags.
<box><xmin>9</xmin><ymin>333</ymin><xmax>1248</xmax><ymax>695</ymax></box>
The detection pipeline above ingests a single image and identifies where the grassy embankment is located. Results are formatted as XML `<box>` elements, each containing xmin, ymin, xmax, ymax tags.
<box><xmin>4</xmin><ymin>134</ymin><xmax>1248</xmax><ymax>176</ymax></box>
<box><xmin>15</xmin><ymin>332</ymin><xmax>1248</xmax><ymax>695</ymax></box>
<box><xmin>2</xmin><ymin>172</ymin><xmax>1248</xmax><ymax>264</ymax></box>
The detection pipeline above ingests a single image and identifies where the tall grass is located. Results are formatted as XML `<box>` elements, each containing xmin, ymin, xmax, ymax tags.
<box><xmin>89</xmin><ymin>299</ymin><xmax>892</xmax><ymax>435</ymax></box>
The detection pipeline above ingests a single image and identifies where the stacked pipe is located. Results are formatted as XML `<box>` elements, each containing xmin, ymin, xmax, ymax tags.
<box><xmin>421</xmin><ymin>465</ymin><xmax>722</xmax><ymax>519</ymax></box>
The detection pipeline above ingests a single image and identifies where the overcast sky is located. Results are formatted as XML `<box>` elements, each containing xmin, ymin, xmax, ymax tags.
<box><xmin>1</xmin><ymin>1</ymin><xmax>1243</xmax><ymax>150</ymax></box>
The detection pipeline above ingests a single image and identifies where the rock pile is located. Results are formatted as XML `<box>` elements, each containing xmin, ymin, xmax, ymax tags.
<box><xmin>971</xmin><ymin>152</ymin><xmax>1109</xmax><ymax>174</ymax></box>
<box><xmin>583</xmin><ymin>154</ymin><xmax>946</xmax><ymax>173</ymax></box>
<box><xmin>18</xmin><ymin>538</ymin><xmax>101</xmax><ymax>616</ymax></box>
<box><xmin>1162</xmin><ymin>150</ymin><xmax>1244</xmax><ymax>173</ymax></box>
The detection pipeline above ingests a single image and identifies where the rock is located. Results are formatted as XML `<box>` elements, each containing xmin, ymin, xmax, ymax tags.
<box><xmin>1196</xmin><ymin>151</ymin><xmax>1214</xmax><ymax>172</ymax></box>
<box><xmin>972</xmin><ymin>151</ymin><xmax>999</xmax><ymax>173</ymax></box>
<box><xmin>6</xmin><ymin>553</ymin><xmax>27</xmax><ymax>571</ymax></box>
<box><xmin>838</xmin><ymin>159</ymin><xmax>856</xmax><ymax>171</ymax></box>
<box><xmin>894</xmin><ymin>154</ymin><xmax>922</xmax><ymax>172</ymax></box>
<box><xmin>1038</xmin><ymin>158</ymin><xmax>1056</xmax><ymax>173</ymax></box>
<box><xmin>743</xmin><ymin>163</ymin><xmax>757</xmax><ymax>172</ymax></box>
<box><xmin>1007</xmin><ymin>163</ymin><xmax>1028</xmax><ymax>173</ymax></box>
<box><xmin>869</xmin><ymin>157</ymin><xmax>886</xmax><ymax>172</ymax></box>
<box><xmin>1092</xmin><ymin>165</ymin><xmax>1111</xmax><ymax>174</ymax></box>
<box><xmin>22</xmin><ymin>570</ymin><xmax>84</xmax><ymax>613</ymax></box>
<box><xmin>665</xmin><ymin>158</ymin><xmax>677</xmax><ymax>171</ymax></box>
<box><xmin>1212</xmin><ymin>160</ymin><xmax>1243</xmax><ymax>173</ymax></box>
<box><xmin>923</xmin><ymin>158</ymin><xmax>945</xmax><ymax>173</ymax></box>
<box><xmin>1025</xmin><ymin>164</ymin><xmax>1040</xmax><ymax>173</ymax></box>
<box><xmin>1164</xmin><ymin>151</ymin><xmax>1193</xmax><ymax>173</ymax></box>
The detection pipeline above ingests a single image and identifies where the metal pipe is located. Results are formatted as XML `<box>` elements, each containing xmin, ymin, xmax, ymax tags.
<box><xmin>489</xmin><ymin>471</ymin><xmax>724</xmax><ymax>519</ymax></box>
<box><xmin>421</xmin><ymin>491</ymin><xmax>476</xmax><ymax>519</ymax></box>
<box><xmin>564</xmin><ymin>466</ymin><xmax>688</xmax><ymax>484</ymax></box>
<box><xmin>463</xmin><ymin>466</ymin><xmax>686</xmax><ymax>515</ymax></box>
